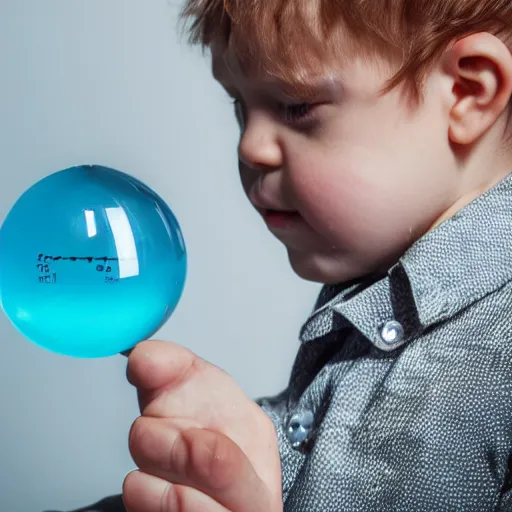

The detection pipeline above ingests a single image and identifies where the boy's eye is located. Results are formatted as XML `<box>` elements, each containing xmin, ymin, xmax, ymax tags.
<box><xmin>230</xmin><ymin>97</ymin><xmax>316</xmax><ymax>129</ymax></box>
<box><xmin>279</xmin><ymin>103</ymin><xmax>313</xmax><ymax>124</ymax></box>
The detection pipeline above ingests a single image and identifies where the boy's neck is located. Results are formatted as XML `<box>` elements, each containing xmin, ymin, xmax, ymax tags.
<box><xmin>429</xmin><ymin>164</ymin><xmax>512</xmax><ymax>231</ymax></box>
<box><xmin>429</xmin><ymin>115</ymin><xmax>512</xmax><ymax>231</ymax></box>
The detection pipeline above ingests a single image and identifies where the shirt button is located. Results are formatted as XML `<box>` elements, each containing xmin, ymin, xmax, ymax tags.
<box><xmin>286</xmin><ymin>410</ymin><xmax>314</xmax><ymax>449</ymax></box>
<box><xmin>380</xmin><ymin>320</ymin><xmax>404</xmax><ymax>346</ymax></box>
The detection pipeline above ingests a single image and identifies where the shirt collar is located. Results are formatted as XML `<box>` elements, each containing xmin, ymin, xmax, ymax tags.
<box><xmin>300</xmin><ymin>172</ymin><xmax>512</xmax><ymax>350</ymax></box>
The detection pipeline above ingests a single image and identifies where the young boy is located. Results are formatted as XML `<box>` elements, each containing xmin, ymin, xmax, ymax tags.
<box><xmin>48</xmin><ymin>0</ymin><xmax>512</xmax><ymax>510</ymax></box>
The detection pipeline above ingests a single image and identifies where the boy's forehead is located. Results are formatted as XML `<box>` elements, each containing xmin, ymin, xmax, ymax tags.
<box><xmin>207</xmin><ymin>0</ymin><xmax>404</xmax><ymax>96</ymax></box>
<box><xmin>211</xmin><ymin>34</ymin><xmax>349</xmax><ymax>96</ymax></box>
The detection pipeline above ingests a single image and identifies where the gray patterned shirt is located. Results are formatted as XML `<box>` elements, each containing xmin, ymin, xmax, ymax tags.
<box><xmin>48</xmin><ymin>173</ymin><xmax>512</xmax><ymax>511</ymax></box>
<box><xmin>257</xmin><ymin>172</ymin><xmax>512</xmax><ymax>511</ymax></box>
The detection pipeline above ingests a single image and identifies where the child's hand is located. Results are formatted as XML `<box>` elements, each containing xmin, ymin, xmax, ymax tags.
<box><xmin>122</xmin><ymin>340</ymin><xmax>283</xmax><ymax>512</ymax></box>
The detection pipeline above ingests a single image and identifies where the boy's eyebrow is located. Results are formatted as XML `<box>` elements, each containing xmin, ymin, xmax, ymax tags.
<box><xmin>260</xmin><ymin>76</ymin><xmax>345</xmax><ymax>99</ymax></box>
<box><xmin>213</xmin><ymin>63</ymin><xmax>344</xmax><ymax>100</ymax></box>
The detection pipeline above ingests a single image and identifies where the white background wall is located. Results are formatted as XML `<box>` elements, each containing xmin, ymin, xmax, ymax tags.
<box><xmin>0</xmin><ymin>2</ymin><xmax>320</xmax><ymax>510</ymax></box>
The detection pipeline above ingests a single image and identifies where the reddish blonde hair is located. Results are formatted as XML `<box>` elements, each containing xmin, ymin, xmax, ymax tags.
<box><xmin>180</xmin><ymin>0</ymin><xmax>512</xmax><ymax>102</ymax></box>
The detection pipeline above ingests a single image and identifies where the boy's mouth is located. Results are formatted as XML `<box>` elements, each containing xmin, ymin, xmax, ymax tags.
<box><xmin>248</xmin><ymin>186</ymin><xmax>300</xmax><ymax>226</ymax></box>
<box><xmin>263</xmin><ymin>209</ymin><xmax>301</xmax><ymax>228</ymax></box>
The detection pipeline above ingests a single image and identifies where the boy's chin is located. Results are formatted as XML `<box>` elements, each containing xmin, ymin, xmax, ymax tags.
<box><xmin>287</xmin><ymin>249</ymin><xmax>373</xmax><ymax>285</ymax></box>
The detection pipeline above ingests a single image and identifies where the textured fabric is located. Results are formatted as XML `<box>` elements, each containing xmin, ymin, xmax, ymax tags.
<box><xmin>48</xmin><ymin>173</ymin><xmax>512</xmax><ymax>511</ymax></box>
<box><xmin>257</xmin><ymin>172</ymin><xmax>512</xmax><ymax>511</ymax></box>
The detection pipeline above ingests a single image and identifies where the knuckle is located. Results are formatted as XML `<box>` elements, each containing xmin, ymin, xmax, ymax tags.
<box><xmin>128</xmin><ymin>417</ymin><xmax>193</xmax><ymax>478</ymax></box>
<box><xmin>128</xmin><ymin>416</ymin><xmax>148</xmax><ymax>458</ymax></box>
<box><xmin>161</xmin><ymin>482</ymin><xmax>186</xmax><ymax>512</ymax></box>
<box><xmin>167</xmin><ymin>429</ymin><xmax>189</xmax><ymax>476</ymax></box>
<box><xmin>176</xmin><ymin>352</ymin><xmax>206</xmax><ymax>387</ymax></box>
<box><xmin>188</xmin><ymin>429</ymin><xmax>240</xmax><ymax>491</ymax></box>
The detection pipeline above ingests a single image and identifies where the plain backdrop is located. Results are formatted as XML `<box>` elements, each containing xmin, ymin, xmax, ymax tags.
<box><xmin>0</xmin><ymin>1</ymin><xmax>320</xmax><ymax>510</ymax></box>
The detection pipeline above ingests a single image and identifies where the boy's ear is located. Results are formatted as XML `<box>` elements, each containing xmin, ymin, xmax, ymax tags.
<box><xmin>441</xmin><ymin>32</ymin><xmax>512</xmax><ymax>145</ymax></box>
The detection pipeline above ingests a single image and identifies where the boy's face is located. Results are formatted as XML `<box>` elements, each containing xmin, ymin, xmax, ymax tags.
<box><xmin>212</xmin><ymin>45</ymin><xmax>462</xmax><ymax>284</ymax></box>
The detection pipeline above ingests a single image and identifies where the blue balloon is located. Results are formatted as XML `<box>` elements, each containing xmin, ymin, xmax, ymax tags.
<box><xmin>0</xmin><ymin>165</ymin><xmax>187</xmax><ymax>358</ymax></box>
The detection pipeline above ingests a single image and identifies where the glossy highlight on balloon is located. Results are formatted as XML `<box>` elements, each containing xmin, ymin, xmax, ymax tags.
<box><xmin>0</xmin><ymin>165</ymin><xmax>187</xmax><ymax>358</ymax></box>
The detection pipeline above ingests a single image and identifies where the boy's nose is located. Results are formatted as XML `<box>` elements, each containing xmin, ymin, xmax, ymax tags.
<box><xmin>238</xmin><ymin>117</ymin><xmax>283</xmax><ymax>172</ymax></box>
